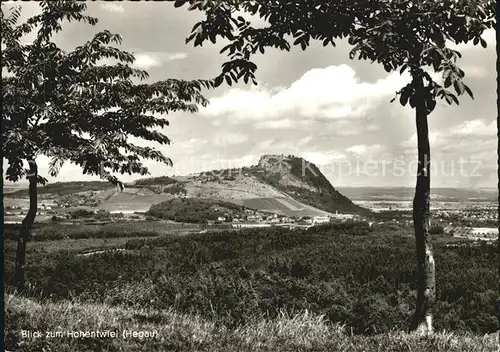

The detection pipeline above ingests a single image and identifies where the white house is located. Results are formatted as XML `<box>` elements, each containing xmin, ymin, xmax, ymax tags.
<box><xmin>232</xmin><ymin>223</ymin><xmax>270</xmax><ymax>228</ymax></box>
<box><xmin>471</xmin><ymin>227</ymin><xmax>498</xmax><ymax>236</ymax></box>
<box><xmin>247</xmin><ymin>215</ymin><xmax>261</xmax><ymax>222</ymax></box>
<box><xmin>312</xmin><ymin>216</ymin><xmax>330</xmax><ymax>224</ymax></box>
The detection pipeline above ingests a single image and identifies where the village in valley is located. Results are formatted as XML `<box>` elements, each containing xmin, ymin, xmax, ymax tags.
<box><xmin>4</xmin><ymin>181</ymin><xmax>497</xmax><ymax>243</ymax></box>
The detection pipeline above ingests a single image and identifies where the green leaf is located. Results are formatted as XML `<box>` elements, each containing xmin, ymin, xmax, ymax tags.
<box><xmin>477</xmin><ymin>5</ymin><xmax>486</xmax><ymax>18</ymax></box>
<box><xmin>220</xmin><ymin>44</ymin><xmax>232</xmax><ymax>54</ymax></box>
<box><xmin>400</xmin><ymin>90</ymin><xmax>410</xmax><ymax>107</ymax></box>
<box><xmin>214</xmin><ymin>76</ymin><xmax>224</xmax><ymax>87</ymax></box>
<box><xmin>174</xmin><ymin>1</ymin><xmax>187</xmax><ymax>8</ymax></box>
<box><xmin>444</xmin><ymin>76</ymin><xmax>452</xmax><ymax>88</ymax></box>
<box><xmin>348</xmin><ymin>49</ymin><xmax>356</xmax><ymax>60</ymax></box>
<box><xmin>194</xmin><ymin>35</ymin><xmax>203</xmax><ymax>47</ymax></box>
<box><xmin>229</xmin><ymin>71</ymin><xmax>237</xmax><ymax>83</ymax></box>
<box><xmin>37</xmin><ymin>176</ymin><xmax>49</xmax><ymax>186</ymax></box>
<box><xmin>445</xmin><ymin>92</ymin><xmax>459</xmax><ymax>105</ymax></box>
<box><xmin>427</xmin><ymin>99</ymin><xmax>436</xmax><ymax>113</ymax></box>
<box><xmin>409</xmin><ymin>94</ymin><xmax>416</xmax><ymax>108</ymax></box>
<box><xmin>463</xmin><ymin>84</ymin><xmax>474</xmax><ymax>99</ymax></box>
<box><xmin>433</xmin><ymin>31</ymin><xmax>445</xmax><ymax>48</ymax></box>
<box><xmin>188</xmin><ymin>2</ymin><xmax>202</xmax><ymax>11</ymax></box>
<box><xmin>453</xmin><ymin>80</ymin><xmax>465</xmax><ymax>96</ymax></box>
<box><xmin>480</xmin><ymin>38</ymin><xmax>487</xmax><ymax>48</ymax></box>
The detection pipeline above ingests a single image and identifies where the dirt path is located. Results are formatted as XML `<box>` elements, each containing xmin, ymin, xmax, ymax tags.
<box><xmin>77</xmin><ymin>248</ymin><xmax>126</xmax><ymax>257</ymax></box>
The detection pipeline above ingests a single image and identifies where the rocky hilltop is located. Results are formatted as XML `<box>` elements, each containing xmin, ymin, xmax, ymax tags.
<box><xmin>142</xmin><ymin>154</ymin><xmax>370</xmax><ymax>216</ymax></box>
<box><xmin>250</xmin><ymin>154</ymin><xmax>370</xmax><ymax>215</ymax></box>
<box><xmin>6</xmin><ymin>154</ymin><xmax>371</xmax><ymax>217</ymax></box>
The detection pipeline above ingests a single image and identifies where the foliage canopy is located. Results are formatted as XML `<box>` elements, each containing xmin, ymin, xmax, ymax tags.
<box><xmin>2</xmin><ymin>1</ymin><xmax>213</xmax><ymax>187</ymax></box>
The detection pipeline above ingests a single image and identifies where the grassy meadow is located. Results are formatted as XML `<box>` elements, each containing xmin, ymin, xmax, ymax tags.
<box><xmin>4</xmin><ymin>221</ymin><xmax>499</xmax><ymax>351</ymax></box>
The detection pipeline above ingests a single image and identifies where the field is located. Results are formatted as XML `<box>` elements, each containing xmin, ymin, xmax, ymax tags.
<box><xmin>97</xmin><ymin>192</ymin><xmax>174</xmax><ymax>213</ymax></box>
<box><xmin>182</xmin><ymin>175</ymin><xmax>291</xmax><ymax>200</ymax></box>
<box><xmin>4</xmin><ymin>221</ymin><xmax>498</xmax><ymax>351</ymax></box>
<box><xmin>338</xmin><ymin>187</ymin><xmax>498</xmax><ymax>202</ymax></box>
<box><xmin>5</xmin><ymin>294</ymin><xmax>498</xmax><ymax>352</ymax></box>
<box><xmin>87</xmin><ymin>187</ymin><xmax>175</xmax><ymax>213</ymax></box>
<box><xmin>230</xmin><ymin>197</ymin><xmax>330</xmax><ymax>217</ymax></box>
<box><xmin>3</xmin><ymin>221</ymin><xmax>201</xmax><ymax>241</ymax></box>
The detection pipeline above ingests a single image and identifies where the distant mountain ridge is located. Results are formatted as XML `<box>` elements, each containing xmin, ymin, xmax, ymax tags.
<box><xmin>248</xmin><ymin>155</ymin><xmax>370</xmax><ymax>215</ymax></box>
<box><xmin>337</xmin><ymin>187</ymin><xmax>498</xmax><ymax>202</ymax></box>
<box><xmin>6</xmin><ymin>154</ymin><xmax>371</xmax><ymax>217</ymax></box>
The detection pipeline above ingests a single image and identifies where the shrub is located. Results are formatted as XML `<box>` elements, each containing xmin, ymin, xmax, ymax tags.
<box><xmin>94</xmin><ymin>210</ymin><xmax>111</xmax><ymax>221</ymax></box>
<box><xmin>8</xmin><ymin>224</ymin><xmax>496</xmax><ymax>336</ymax></box>
<box><xmin>70</xmin><ymin>208</ymin><xmax>95</xmax><ymax>219</ymax></box>
<box><xmin>431</xmin><ymin>225</ymin><xmax>445</xmax><ymax>235</ymax></box>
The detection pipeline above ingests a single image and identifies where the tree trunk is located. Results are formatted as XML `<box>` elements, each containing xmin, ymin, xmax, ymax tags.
<box><xmin>14</xmin><ymin>159</ymin><xmax>38</xmax><ymax>293</ymax></box>
<box><xmin>411</xmin><ymin>74</ymin><xmax>435</xmax><ymax>334</ymax></box>
<box><xmin>497</xmin><ymin>24</ymin><xmax>500</xmax><ymax>333</ymax></box>
<box><xmin>1</xmin><ymin>102</ymin><xmax>4</xmax><ymax>331</ymax></box>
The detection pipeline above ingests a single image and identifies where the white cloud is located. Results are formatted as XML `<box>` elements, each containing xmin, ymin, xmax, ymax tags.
<box><xmin>173</xmin><ymin>137</ymin><xmax>208</xmax><ymax>147</ymax></box>
<box><xmin>297</xmin><ymin>136</ymin><xmax>313</xmax><ymax>148</ymax></box>
<box><xmin>201</xmin><ymin>65</ymin><xmax>414</xmax><ymax>125</ymax></box>
<box><xmin>213</xmin><ymin>132</ymin><xmax>249</xmax><ymax>147</ymax></box>
<box><xmin>133</xmin><ymin>54</ymin><xmax>158</xmax><ymax>69</ymax></box>
<box><xmin>346</xmin><ymin>145</ymin><xmax>368</xmax><ymax>155</ymax></box>
<box><xmin>100</xmin><ymin>3</ymin><xmax>125</xmax><ymax>13</ymax></box>
<box><xmin>195</xmin><ymin>153</ymin><xmax>259</xmax><ymax>171</ymax></box>
<box><xmin>450</xmin><ymin>119</ymin><xmax>495</xmax><ymax>137</ymax></box>
<box><xmin>401</xmin><ymin>119</ymin><xmax>495</xmax><ymax>154</ymax></box>
<box><xmin>132</xmin><ymin>52</ymin><xmax>188</xmax><ymax>69</ymax></box>
<box><xmin>221</xmin><ymin>154</ymin><xmax>258</xmax><ymax>167</ymax></box>
<box><xmin>461</xmin><ymin>65</ymin><xmax>488</xmax><ymax>78</ymax></box>
<box><xmin>346</xmin><ymin>144</ymin><xmax>384</xmax><ymax>155</ymax></box>
<box><xmin>301</xmin><ymin>151</ymin><xmax>347</xmax><ymax>166</ymax></box>
<box><xmin>253</xmin><ymin>139</ymin><xmax>300</xmax><ymax>154</ymax></box>
<box><xmin>254</xmin><ymin>119</ymin><xmax>293</xmax><ymax>129</ymax></box>
<box><xmin>254</xmin><ymin>119</ymin><xmax>311</xmax><ymax>130</ymax></box>
<box><xmin>366</xmin><ymin>124</ymin><xmax>380</xmax><ymax>132</ymax></box>
<box><xmin>166</xmin><ymin>52</ymin><xmax>188</xmax><ymax>61</ymax></box>
<box><xmin>401</xmin><ymin>131</ymin><xmax>446</xmax><ymax>149</ymax></box>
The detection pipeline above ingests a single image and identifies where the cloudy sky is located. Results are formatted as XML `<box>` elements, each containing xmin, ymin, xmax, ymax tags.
<box><xmin>4</xmin><ymin>2</ymin><xmax>497</xmax><ymax>188</ymax></box>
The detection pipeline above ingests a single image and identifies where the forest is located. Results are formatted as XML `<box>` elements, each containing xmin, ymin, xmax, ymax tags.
<box><xmin>5</xmin><ymin>223</ymin><xmax>498</xmax><ymax>338</ymax></box>
<box><xmin>2</xmin><ymin>1</ymin><xmax>498</xmax><ymax>351</ymax></box>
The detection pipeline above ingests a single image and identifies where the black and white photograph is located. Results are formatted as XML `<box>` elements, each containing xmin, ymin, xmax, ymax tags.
<box><xmin>2</xmin><ymin>1</ymin><xmax>498</xmax><ymax>351</ymax></box>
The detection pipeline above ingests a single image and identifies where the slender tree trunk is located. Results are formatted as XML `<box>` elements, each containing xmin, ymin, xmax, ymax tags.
<box><xmin>411</xmin><ymin>74</ymin><xmax>435</xmax><ymax>334</ymax></box>
<box><xmin>496</xmin><ymin>24</ymin><xmax>500</xmax><ymax>334</ymax></box>
<box><xmin>14</xmin><ymin>158</ymin><xmax>38</xmax><ymax>293</ymax></box>
<box><xmin>1</xmin><ymin>101</ymin><xmax>4</xmax><ymax>332</ymax></box>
